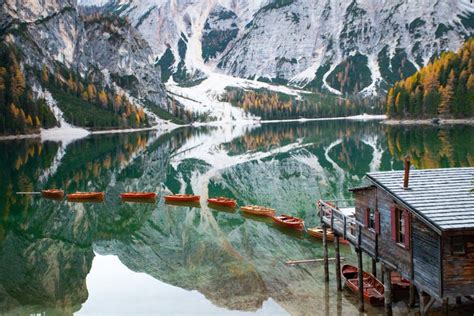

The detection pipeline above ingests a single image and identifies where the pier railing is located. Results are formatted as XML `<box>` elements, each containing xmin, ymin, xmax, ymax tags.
<box><xmin>318</xmin><ymin>199</ymin><xmax>363</xmax><ymax>246</ymax></box>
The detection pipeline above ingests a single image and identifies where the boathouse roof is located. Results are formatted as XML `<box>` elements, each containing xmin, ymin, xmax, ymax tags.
<box><xmin>365</xmin><ymin>167</ymin><xmax>474</xmax><ymax>231</ymax></box>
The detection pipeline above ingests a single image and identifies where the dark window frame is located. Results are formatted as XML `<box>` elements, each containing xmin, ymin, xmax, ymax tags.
<box><xmin>451</xmin><ymin>236</ymin><xmax>466</xmax><ymax>256</ymax></box>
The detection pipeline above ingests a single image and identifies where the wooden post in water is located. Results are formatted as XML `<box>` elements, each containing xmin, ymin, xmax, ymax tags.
<box><xmin>371</xmin><ymin>258</ymin><xmax>377</xmax><ymax>277</ymax></box>
<box><xmin>383</xmin><ymin>264</ymin><xmax>393</xmax><ymax>316</ymax></box>
<box><xmin>442</xmin><ymin>298</ymin><xmax>449</xmax><ymax>316</ymax></box>
<box><xmin>409</xmin><ymin>284</ymin><xmax>416</xmax><ymax>307</ymax></box>
<box><xmin>419</xmin><ymin>290</ymin><xmax>427</xmax><ymax>316</ymax></box>
<box><xmin>322</xmin><ymin>225</ymin><xmax>329</xmax><ymax>282</ymax></box>
<box><xmin>357</xmin><ymin>249</ymin><xmax>364</xmax><ymax>312</ymax></box>
<box><xmin>334</xmin><ymin>235</ymin><xmax>342</xmax><ymax>291</ymax></box>
<box><xmin>456</xmin><ymin>296</ymin><xmax>462</xmax><ymax>304</ymax></box>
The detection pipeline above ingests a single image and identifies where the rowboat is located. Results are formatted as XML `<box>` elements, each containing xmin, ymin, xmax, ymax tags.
<box><xmin>272</xmin><ymin>214</ymin><xmax>305</xmax><ymax>231</ymax></box>
<box><xmin>67</xmin><ymin>192</ymin><xmax>105</xmax><ymax>201</ymax></box>
<box><xmin>307</xmin><ymin>227</ymin><xmax>350</xmax><ymax>244</ymax></box>
<box><xmin>121</xmin><ymin>197</ymin><xmax>156</xmax><ymax>204</ymax></box>
<box><xmin>120</xmin><ymin>192</ymin><xmax>157</xmax><ymax>199</ymax></box>
<box><xmin>342</xmin><ymin>265</ymin><xmax>411</xmax><ymax>301</ymax></box>
<box><xmin>207</xmin><ymin>197</ymin><xmax>237</xmax><ymax>208</ymax></box>
<box><xmin>41</xmin><ymin>189</ymin><xmax>64</xmax><ymax>199</ymax></box>
<box><xmin>240</xmin><ymin>205</ymin><xmax>275</xmax><ymax>217</ymax></box>
<box><xmin>164</xmin><ymin>194</ymin><xmax>200</xmax><ymax>203</ymax></box>
<box><xmin>341</xmin><ymin>264</ymin><xmax>384</xmax><ymax>306</ymax></box>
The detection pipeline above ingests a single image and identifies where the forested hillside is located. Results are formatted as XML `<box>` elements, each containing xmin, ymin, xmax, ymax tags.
<box><xmin>386</xmin><ymin>38</ymin><xmax>474</xmax><ymax>119</ymax></box>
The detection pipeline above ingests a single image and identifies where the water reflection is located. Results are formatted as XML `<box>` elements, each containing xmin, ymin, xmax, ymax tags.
<box><xmin>0</xmin><ymin>121</ymin><xmax>472</xmax><ymax>315</ymax></box>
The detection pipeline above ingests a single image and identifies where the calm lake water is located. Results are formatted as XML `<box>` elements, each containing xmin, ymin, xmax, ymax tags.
<box><xmin>0</xmin><ymin>120</ymin><xmax>473</xmax><ymax>315</ymax></box>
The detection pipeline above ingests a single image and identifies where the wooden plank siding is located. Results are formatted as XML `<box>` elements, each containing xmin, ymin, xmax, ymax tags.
<box><xmin>353</xmin><ymin>187</ymin><xmax>442</xmax><ymax>299</ymax></box>
<box><xmin>442</xmin><ymin>232</ymin><xmax>474</xmax><ymax>297</ymax></box>
<box><xmin>412</xmin><ymin>216</ymin><xmax>441</xmax><ymax>297</ymax></box>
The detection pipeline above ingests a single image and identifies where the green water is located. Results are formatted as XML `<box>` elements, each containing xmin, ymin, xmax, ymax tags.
<box><xmin>0</xmin><ymin>121</ymin><xmax>473</xmax><ymax>315</ymax></box>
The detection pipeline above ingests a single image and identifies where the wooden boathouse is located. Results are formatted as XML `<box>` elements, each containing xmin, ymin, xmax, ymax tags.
<box><xmin>319</xmin><ymin>162</ymin><xmax>474</xmax><ymax>315</ymax></box>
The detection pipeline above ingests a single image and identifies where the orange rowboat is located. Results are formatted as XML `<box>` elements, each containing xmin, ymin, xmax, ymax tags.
<box><xmin>241</xmin><ymin>205</ymin><xmax>275</xmax><ymax>217</ymax></box>
<box><xmin>341</xmin><ymin>265</ymin><xmax>384</xmax><ymax>306</ymax></box>
<box><xmin>307</xmin><ymin>227</ymin><xmax>350</xmax><ymax>244</ymax></box>
<box><xmin>207</xmin><ymin>197</ymin><xmax>236</xmax><ymax>208</ymax></box>
<box><xmin>272</xmin><ymin>214</ymin><xmax>305</xmax><ymax>231</ymax></box>
<box><xmin>164</xmin><ymin>194</ymin><xmax>200</xmax><ymax>203</ymax></box>
<box><xmin>67</xmin><ymin>192</ymin><xmax>105</xmax><ymax>201</ymax></box>
<box><xmin>41</xmin><ymin>189</ymin><xmax>64</xmax><ymax>199</ymax></box>
<box><xmin>120</xmin><ymin>192</ymin><xmax>157</xmax><ymax>199</ymax></box>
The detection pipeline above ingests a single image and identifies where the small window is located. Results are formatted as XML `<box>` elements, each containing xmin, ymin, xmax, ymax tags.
<box><xmin>451</xmin><ymin>236</ymin><xmax>466</xmax><ymax>255</ymax></box>
<box><xmin>398</xmin><ymin>209</ymin><xmax>405</xmax><ymax>244</ymax></box>
<box><xmin>368</xmin><ymin>208</ymin><xmax>375</xmax><ymax>230</ymax></box>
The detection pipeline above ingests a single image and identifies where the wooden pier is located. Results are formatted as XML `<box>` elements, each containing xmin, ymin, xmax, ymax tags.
<box><xmin>318</xmin><ymin>164</ymin><xmax>474</xmax><ymax>315</ymax></box>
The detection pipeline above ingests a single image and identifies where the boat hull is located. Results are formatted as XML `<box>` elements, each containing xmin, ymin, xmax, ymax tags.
<box><xmin>207</xmin><ymin>198</ymin><xmax>236</xmax><ymax>208</ymax></box>
<box><xmin>240</xmin><ymin>206</ymin><xmax>275</xmax><ymax>217</ymax></box>
<box><xmin>41</xmin><ymin>189</ymin><xmax>64</xmax><ymax>199</ymax></box>
<box><xmin>67</xmin><ymin>192</ymin><xmax>105</xmax><ymax>201</ymax></box>
<box><xmin>120</xmin><ymin>192</ymin><xmax>157</xmax><ymax>199</ymax></box>
<box><xmin>165</xmin><ymin>195</ymin><xmax>200</xmax><ymax>203</ymax></box>
<box><xmin>307</xmin><ymin>227</ymin><xmax>350</xmax><ymax>244</ymax></box>
<box><xmin>342</xmin><ymin>265</ymin><xmax>384</xmax><ymax>306</ymax></box>
<box><xmin>272</xmin><ymin>214</ymin><xmax>305</xmax><ymax>231</ymax></box>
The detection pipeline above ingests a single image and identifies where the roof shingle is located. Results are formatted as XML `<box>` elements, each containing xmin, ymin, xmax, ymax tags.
<box><xmin>366</xmin><ymin>168</ymin><xmax>474</xmax><ymax>231</ymax></box>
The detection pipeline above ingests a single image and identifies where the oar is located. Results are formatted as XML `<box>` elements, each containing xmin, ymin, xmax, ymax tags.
<box><xmin>286</xmin><ymin>257</ymin><xmax>345</xmax><ymax>265</ymax></box>
<box><xmin>16</xmin><ymin>192</ymin><xmax>42</xmax><ymax>195</ymax></box>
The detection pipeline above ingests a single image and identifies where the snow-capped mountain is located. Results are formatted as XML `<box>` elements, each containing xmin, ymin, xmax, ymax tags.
<box><xmin>79</xmin><ymin>0</ymin><xmax>474</xmax><ymax>96</ymax></box>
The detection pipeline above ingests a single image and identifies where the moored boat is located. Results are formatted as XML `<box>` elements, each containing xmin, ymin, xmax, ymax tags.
<box><xmin>272</xmin><ymin>214</ymin><xmax>305</xmax><ymax>231</ymax></box>
<box><xmin>207</xmin><ymin>197</ymin><xmax>237</xmax><ymax>208</ymax></box>
<box><xmin>307</xmin><ymin>227</ymin><xmax>350</xmax><ymax>244</ymax></box>
<box><xmin>341</xmin><ymin>264</ymin><xmax>384</xmax><ymax>306</ymax></box>
<box><xmin>67</xmin><ymin>192</ymin><xmax>105</xmax><ymax>201</ymax></box>
<box><xmin>240</xmin><ymin>205</ymin><xmax>275</xmax><ymax>217</ymax></box>
<box><xmin>164</xmin><ymin>194</ymin><xmax>200</xmax><ymax>203</ymax></box>
<box><xmin>120</xmin><ymin>192</ymin><xmax>157</xmax><ymax>199</ymax></box>
<box><xmin>41</xmin><ymin>189</ymin><xmax>64</xmax><ymax>199</ymax></box>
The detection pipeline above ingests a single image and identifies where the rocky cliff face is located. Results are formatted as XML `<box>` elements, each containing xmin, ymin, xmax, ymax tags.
<box><xmin>0</xmin><ymin>0</ymin><xmax>167</xmax><ymax>125</ymax></box>
<box><xmin>81</xmin><ymin>0</ymin><xmax>474</xmax><ymax>95</ymax></box>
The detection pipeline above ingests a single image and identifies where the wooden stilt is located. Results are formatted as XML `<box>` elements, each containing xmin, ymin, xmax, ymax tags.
<box><xmin>456</xmin><ymin>296</ymin><xmax>462</xmax><ymax>304</ymax></box>
<box><xmin>442</xmin><ymin>298</ymin><xmax>449</xmax><ymax>316</ymax></box>
<box><xmin>380</xmin><ymin>263</ymin><xmax>385</xmax><ymax>283</ymax></box>
<box><xmin>383</xmin><ymin>265</ymin><xmax>393</xmax><ymax>316</ymax></box>
<box><xmin>371</xmin><ymin>258</ymin><xmax>377</xmax><ymax>277</ymax></box>
<box><xmin>357</xmin><ymin>249</ymin><xmax>364</xmax><ymax>312</ymax></box>
<box><xmin>334</xmin><ymin>235</ymin><xmax>342</xmax><ymax>291</ymax></box>
<box><xmin>322</xmin><ymin>225</ymin><xmax>329</xmax><ymax>282</ymax></box>
<box><xmin>419</xmin><ymin>290</ymin><xmax>426</xmax><ymax>316</ymax></box>
<box><xmin>408</xmin><ymin>284</ymin><xmax>416</xmax><ymax>307</ymax></box>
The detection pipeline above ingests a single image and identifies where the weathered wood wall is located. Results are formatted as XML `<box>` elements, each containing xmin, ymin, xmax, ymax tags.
<box><xmin>354</xmin><ymin>187</ymin><xmax>442</xmax><ymax>298</ymax></box>
<box><xmin>412</xmin><ymin>216</ymin><xmax>440</xmax><ymax>297</ymax></box>
<box><xmin>442</xmin><ymin>232</ymin><xmax>474</xmax><ymax>297</ymax></box>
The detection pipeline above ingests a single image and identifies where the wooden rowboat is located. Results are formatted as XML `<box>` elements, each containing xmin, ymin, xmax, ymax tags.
<box><xmin>272</xmin><ymin>214</ymin><xmax>305</xmax><ymax>231</ymax></box>
<box><xmin>307</xmin><ymin>227</ymin><xmax>350</xmax><ymax>244</ymax></box>
<box><xmin>207</xmin><ymin>197</ymin><xmax>237</xmax><ymax>208</ymax></box>
<box><xmin>67</xmin><ymin>192</ymin><xmax>105</xmax><ymax>201</ymax></box>
<box><xmin>120</xmin><ymin>192</ymin><xmax>157</xmax><ymax>199</ymax></box>
<box><xmin>240</xmin><ymin>205</ymin><xmax>275</xmax><ymax>217</ymax></box>
<box><xmin>164</xmin><ymin>194</ymin><xmax>200</xmax><ymax>203</ymax></box>
<box><xmin>342</xmin><ymin>265</ymin><xmax>411</xmax><ymax>301</ymax></box>
<box><xmin>41</xmin><ymin>189</ymin><xmax>64</xmax><ymax>199</ymax></box>
<box><xmin>341</xmin><ymin>264</ymin><xmax>384</xmax><ymax>306</ymax></box>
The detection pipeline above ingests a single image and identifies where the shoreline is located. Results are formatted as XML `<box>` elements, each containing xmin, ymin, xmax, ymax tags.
<box><xmin>0</xmin><ymin>121</ymin><xmax>181</xmax><ymax>142</ymax></box>
<box><xmin>383</xmin><ymin>118</ymin><xmax>474</xmax><ymax>125</ymax></box>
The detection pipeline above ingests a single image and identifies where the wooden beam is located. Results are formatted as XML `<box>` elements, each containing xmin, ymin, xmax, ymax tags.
<box><xmin>322</xmin><ymin>225</ymin><xmax>329</xmax><ymax>282</ymax></box>
<box><xmin>456</xmin><ymin>296</ymin><xmax>462</xmax><ymax>304</ymax></box>
<box><xmin>285</xmin><ymin>257</ymin><xmax>344</xmax><ymax>265</ymax></box>
<box><xmin>357</xmin><ymin>249</ymin><xmax>364</xmax><ymax>312</ymax></box>
<box><xmin>442</xmin><ymin>298</ymin><xmax>449</xmax><ymax>316</ymax></box>
<box><xmin>383</xmin><ymin>264</ymin><xmax>393</xmax><ymax>316</ymax></box>
<box><xmin>334</xmin><ymin>235</ymin><xmax>342</xmax><ymax>291</ymax></box>
<box><xmin>372</xmin><ymin>258</ymin><xmax>377</xmax><ymax>277</ymax></box>
<box><xmin>409</xmin><ymin>284</ymin><xmax>416</xmax><ymax>307</ymax></box>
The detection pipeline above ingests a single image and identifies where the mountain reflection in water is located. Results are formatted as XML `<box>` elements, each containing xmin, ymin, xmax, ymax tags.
<box><xmin>0</xmin><ymin>121</ymin><xmax>472</xmax><ymax>315</ymax></box>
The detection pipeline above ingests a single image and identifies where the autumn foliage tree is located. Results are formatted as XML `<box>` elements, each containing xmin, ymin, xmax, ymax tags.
<box><xmin>386</xmin><ymin>38</ymin><xmax>474</xmax><ymax>119</ymax></box>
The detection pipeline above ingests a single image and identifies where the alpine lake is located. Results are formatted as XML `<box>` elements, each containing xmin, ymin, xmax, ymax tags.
<box><xmin>1</xmin><ymin>120</ymin><xmax>473</xmax><ymax>315</ymax></box>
